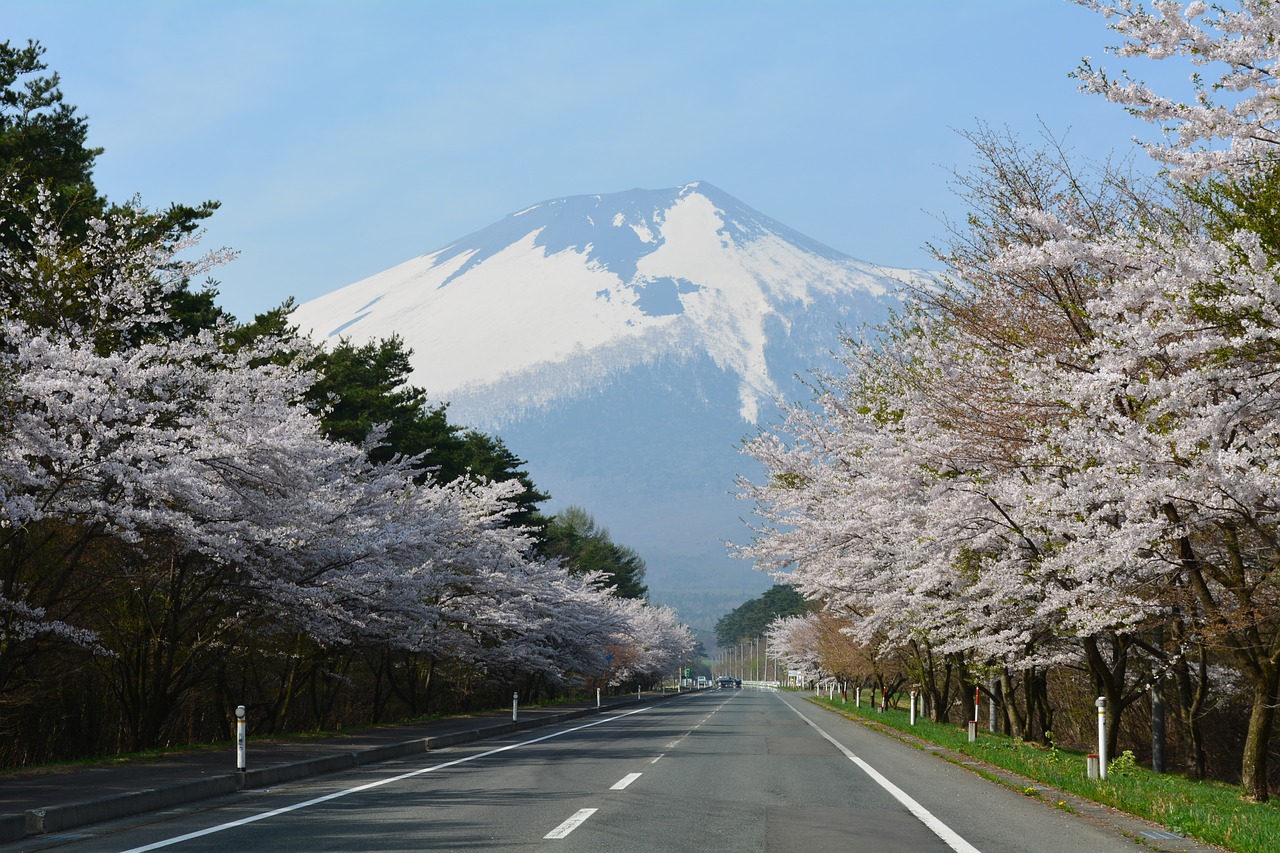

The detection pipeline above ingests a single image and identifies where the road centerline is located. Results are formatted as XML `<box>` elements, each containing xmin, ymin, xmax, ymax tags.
<box><xmin>610</xmin><ymin>772</ymin><xmax>642</xmax><ymax>790</ymax></box>
<box><xmin>544</xmin><ymin>808</ymin><xmax>597</xmax><ymax>839</ymax></box>
<box><xmin>116</xmin><ymin>706</ymin><xmax>654</xmax><ymax>853</ymax></box>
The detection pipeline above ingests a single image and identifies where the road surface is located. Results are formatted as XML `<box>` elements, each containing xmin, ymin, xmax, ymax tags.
<box><xmin>8</xmin><ymin>688</ymin><xmax>1173</xmax><ymax>852</ymax></box>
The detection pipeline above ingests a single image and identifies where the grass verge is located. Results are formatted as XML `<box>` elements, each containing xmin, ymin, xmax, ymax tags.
<box><xmin>808</xmin><ymin>694</ymin><xmax>1280</xmax><ymax>853</ymax></box>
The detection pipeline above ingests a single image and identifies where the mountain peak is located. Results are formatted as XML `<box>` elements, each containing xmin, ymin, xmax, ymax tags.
<box><xmin>291</xmin><ymin>183</ymin><xmax>926</xmax><ymax>427</ymax></box>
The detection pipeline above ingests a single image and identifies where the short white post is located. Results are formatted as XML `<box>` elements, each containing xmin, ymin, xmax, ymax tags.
<box><xmin>910</xmin><ymin>690</ymin><xmax>917</xmax><ymax>725</ymax></box>
<box><xmin>1096</xmin><ymin>696</ymin><xmax>1108</xmax><ymax>780</ymax></box>
<box><xmin>597</xmin><ymin>687</ymin><xmax>601</xmax><ymax>708</ymax></box>
<box><xmin>513</xmin><ymin>692</ymin><xmax>519</xmax><ymax>722</ymax></box>
<box><xmin>235</xmin><ymin>705</ymin><xmax>246</xmax><ymax>772</ymax></box>
<box><xmin>855</xmin><ymin>687</ymin><xmax>860</xmax><ymax>708</ymax></box>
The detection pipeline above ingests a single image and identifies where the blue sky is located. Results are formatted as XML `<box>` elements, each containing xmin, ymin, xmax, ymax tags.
<box><xmin>8</xmin><ymin>1</ymin><xmax>1179</xmax><ymax>323</ymax></box>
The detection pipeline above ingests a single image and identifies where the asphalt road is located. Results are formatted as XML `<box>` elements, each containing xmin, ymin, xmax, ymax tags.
<box><xmin>10</xmin><ymin>688</ymin><xmax>1170</xmax><ymax>852</ymax></box>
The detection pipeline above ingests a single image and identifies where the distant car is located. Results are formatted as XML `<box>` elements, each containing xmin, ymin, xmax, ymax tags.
<box><xmin>696</xmin><ymin>676</ymin><xmax>709</xmax><ymax>688</ymax></box>
<box><xmin>716</xmin><ymin>676</ymin><xmax>742</xmax><ymax>689</ymax></box>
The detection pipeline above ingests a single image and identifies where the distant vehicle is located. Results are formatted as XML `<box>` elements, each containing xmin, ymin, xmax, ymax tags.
<box><xmin>716</xmin><ymin>676</ymin><xmax>742</xmax><ymax>689</ymax></box>
<box><xmin>697</xmin><ymin>676</ymin><xmax>709</xmax><ymax>688</ymax></box>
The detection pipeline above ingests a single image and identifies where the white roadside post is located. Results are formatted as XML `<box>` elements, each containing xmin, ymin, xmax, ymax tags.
<box><xmin>235</xmin><ymin>705</ymin><xmax>246</xmax><ymax>772</ymax></box>
<box><xmin>1096</xmin><ymin>696</ymin><xmax>1108</xmax><ymax>780</ymax></box>
<box><xmin>513</xmin><ymin>692</ymin><xmax>519</xmax><ymax>722</ymax></box>
<box><xmin>910</xmin><ymin>690</ymin><xmax>917</xmax><ymax>726</ymax></box>
<box><xmin>855</xmin><ymin>686</ymin><xmax>860</xmax><ymax>708</ymax></box>
<box><xmin>596</xmin><ymin>687</ymin><xmax>601</xmax><ymax>708</ymax></box>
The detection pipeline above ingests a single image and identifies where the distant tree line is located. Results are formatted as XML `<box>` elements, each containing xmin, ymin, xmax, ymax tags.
<box><xmin>0</xmin><ymin>40</ymin><xmax>690</xmax><ymax>767</ymax></box>
<box><xmin>713</xmin><ymin>585</ymin><xmax>806</xmax><ymax>647</ymax></box>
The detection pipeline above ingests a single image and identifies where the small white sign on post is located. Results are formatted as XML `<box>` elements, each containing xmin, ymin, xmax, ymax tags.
<box><xmin>235</xmin><ymin>705</ymin><xmax>246</xmax><ymax>772</ymax></box>
<box><xmin>1096</xmin><ymin>697</ymin><xmax>1108</xmax><ymax>780</ymax></box>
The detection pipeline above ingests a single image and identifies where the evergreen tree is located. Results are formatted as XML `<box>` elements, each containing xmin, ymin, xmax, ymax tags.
<box><xmin>306</xmin><ymin>335</ymin><xmax>547</xmax><ymax>526</ymax></box>
<box><xmin>0</xmin><ymin>39</ymin><xmax>225</xmax><ymax>338</ymax></box>
<box><xmin>0</xmin><ymin>39</ymin><xmax>102</xmax><ymax>228</ymax></box>
<box><xmin>541</xmin><ymin>506</ymin><xmax>648</xmax><ymax>599</ymax></box>
<box><xmin>714</xmin><ymin>585</ymin><xmax>807</xmax><ymax>646</ymax></box>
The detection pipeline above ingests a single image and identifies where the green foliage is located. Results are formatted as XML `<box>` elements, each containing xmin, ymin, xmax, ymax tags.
<box><xmin>0</xmin><ymin>39</ymin><xmax>102</xmax><ymax>230</ymax></box>
<box><xmin>1183</xmin><ymin>165</ymin><xmax>1280</xmax><ymax>362</ymax></box>
<box><xmin>714</xmin><ymin>584</ymin><xmax>807</xmax><ymax>646</ymax></box>
<box><xmin>1192</xmin><ymin>163</ymin><xmax>1280</xmax><ymax>265</ymax></box>
<box><xmin>306</xmin><ymin>335</ymin><xmax>548</xmax><ymax>527</ymax></box>
<box><xmin>0</xmin><ymin>39</ymin><xmax>223</xmax><ymax>341</ymax></box>
<box><xmin>540</xmin><ymin>506</ymin><xmax>647</xmax><ymax>599</ymax></box>
<box><xmin>1109</xmin><ymin>749</ymin><xmax>1138</xmax><ymax>778</ymax></box>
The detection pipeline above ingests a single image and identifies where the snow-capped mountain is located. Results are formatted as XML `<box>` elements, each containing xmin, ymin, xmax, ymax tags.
<box><xmin>291</xmin><ymin>182</ymin><xmax>928</xmax><ymax>627</ymax></box>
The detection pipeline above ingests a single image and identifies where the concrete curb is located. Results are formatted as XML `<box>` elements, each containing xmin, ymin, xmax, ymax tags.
<box><xmin>0</xmin><ymin>814</ymin><xmax>25</xmax><ymax>844</ymax></box>
<box><xmin>22</xmin><ymin>776</ymin><xmax>239</xmax><ymax>837</ymax></box>
<box><xmin>1</xmin><ymin>690</ymin><xmax>691</xmax><ymax>842</ymax></box>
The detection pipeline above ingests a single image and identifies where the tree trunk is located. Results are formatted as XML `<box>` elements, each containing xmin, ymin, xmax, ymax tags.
<box><xmin>1001</xmin><ymin>668</ymin><xmax>1025</xmax><ymax>739</ymax></box>
<box><xmin>1241</xmin><ymin>663</ymin><xmax>1280</xmax><ymax>802</ymax></box>
<box><xmin>1173</xmin><ymin>643</ymin><xmax>1208</xmax><ymax>779</ymax></box>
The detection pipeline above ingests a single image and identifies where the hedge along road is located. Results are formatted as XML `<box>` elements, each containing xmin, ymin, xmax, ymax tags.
<box><xmin>8</xmin><ymin>689</ymin><xmax>1184</xmax><ymax>853</ymax></box>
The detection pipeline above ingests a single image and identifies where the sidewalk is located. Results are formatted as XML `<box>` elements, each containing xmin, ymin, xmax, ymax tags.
<box><xmin>0</xmin><ymin>689</ymin><xmax>691</xmax><ymax>844</ymax></box>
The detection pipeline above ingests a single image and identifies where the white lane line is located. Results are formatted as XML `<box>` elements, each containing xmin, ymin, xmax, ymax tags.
<box><xmin>610</xmin><ymin>772</ymin><xmax>642</xmax><ymax>790</ymax></box>
<box><xmin>118</xmin><ymin>708</ymin><xmax>651</xmax><ymax>853</ymax></box>
<box><xmin>783</xmin><ymin>700</ymin><xmax>982</xmax><ymax>853</ymax></box>
<box><xmin>544</xmin><ymin>808</ymin><xmax>597</xmax><ymax>839</ymax></box>
<box><xmin>650</xmin><ymin>754</ymin><xmax>664</xmax><ymax>764</ymax></box>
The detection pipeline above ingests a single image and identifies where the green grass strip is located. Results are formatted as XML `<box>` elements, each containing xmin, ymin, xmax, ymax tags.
<box><xmin>807</xmin><ymin>694</ymin><xmax>1280</xmax><ymax>853</ymax></box>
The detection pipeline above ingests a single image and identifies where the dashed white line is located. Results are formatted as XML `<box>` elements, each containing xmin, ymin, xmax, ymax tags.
<box><xmin>611</xmin><ymin>772</ymin><xmax>642</xmax><ymax>790</ymax></box>
<box><xmin>545</xmin><ymin>808</ymin><xmax>597</xmax><ymax>839</ymax></box>
<box><xmin>650</xmin><ymin>754</ymin><xmax>664</xmax><ymax>764</ymax></box>
<box><xmin>117</xmin><ymin>707</ymin><xmax>651</xmax><ymax>853</ymax></box>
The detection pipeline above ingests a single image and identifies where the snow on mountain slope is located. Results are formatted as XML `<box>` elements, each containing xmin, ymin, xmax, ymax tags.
<box><xmin>291</xmin><ymin>183</ymin><xmax>931</xmax><ymax>626</ymax></box>
<box><xmin>291</xmin><ymin>182</ymin><xmax>923</xmax><ymax>429</ymax></box>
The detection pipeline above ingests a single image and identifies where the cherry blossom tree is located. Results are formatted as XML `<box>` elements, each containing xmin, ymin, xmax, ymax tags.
<box><xmin>0</xmin><ymin>188</ymin><xmax>697</xmax><ymax>749</ymax></box>
<box><xmin>765</xmin><ymin>614</ymin><xmax>822</xmax><ymax>686</ymax></box>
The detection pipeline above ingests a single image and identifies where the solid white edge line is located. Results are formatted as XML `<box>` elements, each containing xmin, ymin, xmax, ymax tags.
<box><xmin>782</xmin><ymin>698</ymin><xmax>983</xmax><ymax>853</ymax></box>
<box><xmin>610</xmin><ymin>772</ymin><xmax>642</xmax><ymax>790</ymax></box>
<box><xmin>544</xmin><ymin>807</ymin><xmax>597</xmax><ymax>839</ymax></box>
<box><xmin>118</xmin><ymin>707</ymin><xmax>653</xmax><ymax>853</ymax></box>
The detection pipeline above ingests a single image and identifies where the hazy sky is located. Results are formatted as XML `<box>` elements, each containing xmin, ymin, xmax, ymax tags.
<box><xmin>8</xmin><ymin>1</ymin><xmax>1182</xmax><ymax>323</ymax></box>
